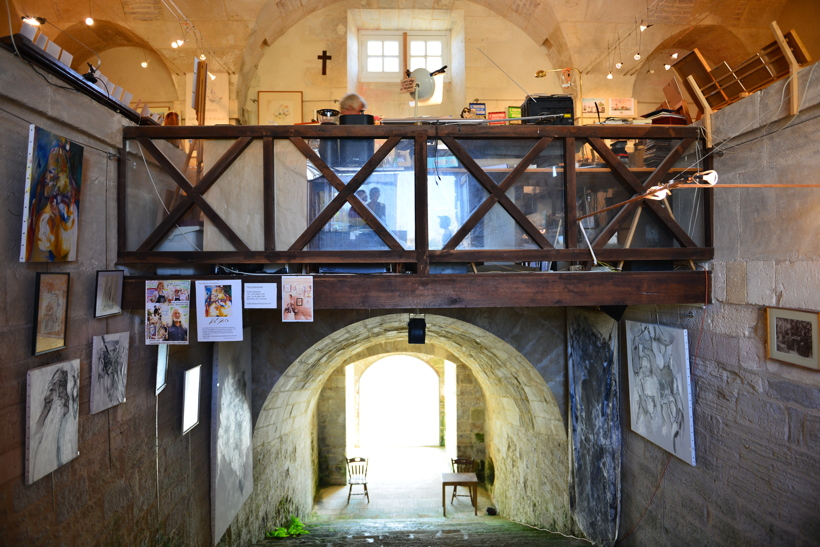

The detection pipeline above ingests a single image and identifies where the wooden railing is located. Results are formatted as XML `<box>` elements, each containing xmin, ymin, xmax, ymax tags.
<box><xmin>120</xmin><ymin>123</ymin><xmax>712</xmax><ymax>275</ymax></box>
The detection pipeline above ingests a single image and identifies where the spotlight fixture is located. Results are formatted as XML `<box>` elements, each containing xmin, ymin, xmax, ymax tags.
<box><xmin>176</xmin><ymin>39</ymin><xmax>184</xmax><ymax>46</ymax></box>
<box><xmin>664</xmin><ymin>64</ymin><xmax>671</xmax><ymax>70</ymax></box>
<box><xmin>634</xmin><ymin>53</ymin><xmax>641</xmax><ymax>61</ymax></box>
<box><xmin>208</xmin><ymin>72</ymin><xmax>216</xmax><ymax>81</ymax></box>
<box><xmin>615</xmin><ymin>61</ymin><xmax>623</xmax><ymax>69</ymax></box>
<box><xmin>141</xmin><ymin>61</ymin><xmax>148</xmax><ymax>68</ymax></box>
<box><xmin>692</xmin><ymin>170</ymin><xmax>719</xmax><ymax>186</ymax></box>
<box><xmin>199</xmin><ymin>53</ymin><xmax>206</xmax><ymax>60</ymax></box>
<box><xmin>85</xmin><ymin>17</ymin><xmax>94</xmax><ymax>25</ymax></box>
<box><xmin>671</xmin><ymin>52</ymin><xmax>679</xmax><ymax>60</ymax></box>
<box><xmin>408</xmin><ymin>317</ymin><xmax>426</xmax><ymax>345</ymax></box>
<box><xmin>639</xmin><ymin>23</ymin><xmax>653</xmax><ymax>32</ymax></box>
<box><xmin>171</xmin><ymin>41</ymin><xmax>178</xmax><ymax>48</ymax></box>
<box><xmin>21</xmin><ymin>15</ymin><xmax>46</xmax><ymax>26</ymax></box>
<box><xmin>82</xmin><ymin>62</ymin><xmax>98</xmax><ymax>83</ymax></box>
<box><xmin>645</xmin><ymin>185</ymin><xmax>670</xmax><ymax>200</ymax></box>
<box><xmin>607</xmin><ymin>72</ymin><xmax>613</xmax><ymax>79</ymax></box>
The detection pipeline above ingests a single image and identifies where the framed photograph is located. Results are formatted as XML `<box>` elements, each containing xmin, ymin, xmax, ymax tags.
<box><xmin>582</xmin><ymin>98</ymin><xmax>606</xmax><ymax>115</ymax></box>
<box><xmin>767</xmin><ymin>307</ymin><xmax>820</xmax><ymax>370</ymax></box>
<box><xmin>258</xmin><ymin>91</ymin><xmax>303</xmax><ymax>125</ymax></box>
<box><xmin>32</xmin><ymin>272</ymin><xmax>70</xmax><ymax>355</ymax></box>
<box><xmin>608</xmin><ymin>98</ymin><xmax>635</xmax><ymax>117</ymax></box>
<box><xmin>282</xmin><ymin>276</ymin><xmax>314</xmax><ymax>322</ymax></box>
<box><xmin>182</xmin><ymin>365</ymin><xmax>202</xmax><ymax>434</ymax></box>
<box><xmin>95</xmin><ymin>270</ymin><xmax>124</xmax><ymax>318</ymax></box>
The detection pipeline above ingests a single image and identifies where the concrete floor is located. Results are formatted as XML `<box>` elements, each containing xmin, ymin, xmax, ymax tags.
<box><xmin>252</xmin><ymin>447</ymin><xmax>592</xmax><ymax>546</ymax></box>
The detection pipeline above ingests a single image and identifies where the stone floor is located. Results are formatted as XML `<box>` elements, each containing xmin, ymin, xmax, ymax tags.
<box><xmin>254</xmin><ymin>447</ymin><xmax>591</xmax><ymax>546</ymax></box>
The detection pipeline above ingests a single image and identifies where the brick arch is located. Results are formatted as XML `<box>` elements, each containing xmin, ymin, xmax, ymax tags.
<box><xmin>237</xmin><ymin>313</ymin><xmax>569</xmax><ymax>544</ymax></box>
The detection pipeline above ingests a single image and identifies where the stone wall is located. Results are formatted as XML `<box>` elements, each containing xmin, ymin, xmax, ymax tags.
<box><xmin>618</xmin><ymin>64</ymin><xmax>820</xmax><ymax>546</ymax></box>
<box><xmin>456</xmin><ymin>364</ymin><xmax>486</xmax><ymax>463</ymax></box>
<box><xmin>317</xmin><ymin>365</ymin><xmax>346</xmax><ymax>486</ymax></box>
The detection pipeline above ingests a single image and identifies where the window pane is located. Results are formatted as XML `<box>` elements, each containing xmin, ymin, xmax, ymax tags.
<box><xmin>410</xmin><ymin>57</ymin><xmax>426</xmax><ymax>71</ymax></box>
<box><xmin>409</xmin><ymin>40</ymin><xmax>426</xmax><ymax>56</ymax></box>
<box><xmin>367</xmin><ymin>41</ymin><xmax>383</xmax><ymax>56</ymax></box>
<box><xmin>426</xmin><ymin>57</ymin><xmax>443</xmax><ymax>71</ymax></box>
<box><xmin>384</xmin><ymin>41</ymin><xmax>399</xmax><ymax>56</ymax></box>
<box><xmin>384</xmin><ymin>57</ymin><xmax>400</xmax><ymax>72</ymax></box>
<box><xmin>427</xmin><ymin>41</ymin><xmax>442</xmax><ymax>56</ymax></box>
<box><xmin>367</xmin><ymin>57</ymin><xmax>383</xmax><ymax>73</ymax></box>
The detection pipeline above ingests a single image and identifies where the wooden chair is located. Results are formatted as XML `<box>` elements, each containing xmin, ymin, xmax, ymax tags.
<box><xmin>450</xmin><ymin>457</ymin><xmax>476</xmax><ymax>504</ymax></box>
<box><xmin>346</xmin><ymin>457</ymin><xmax>369</xmax><ymax>503</ymax></box>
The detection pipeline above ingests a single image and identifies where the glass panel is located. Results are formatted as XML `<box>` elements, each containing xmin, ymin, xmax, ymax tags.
<box><xmin>426</xmin><ymin>57</ymin><xmax>443</xmax><ymax>71</ymax></box>
<box><xmin>426</xmin><ymin>40</ymin><xmax>442</xmax><ymax>56</ymax></box>
<box><xmin>384</xmin><ymin>57</ymin><xmax>400</xmax><ymax>72</ymax></box>
<box><xmin>456</xmin><ymin>201</ymin><xmax>539</xmax><ymax>250</ymax></box>
<box><xmin>410</xmin><ymin>40</ymin><xmax>425</xmax><ymax>56</ymax></box>
<box><xmin>383</xmin><ymin>41</ymin><xmax>399</xmax><ymax>56</ymax></box>
<box><xmin>309</xmin><ymin>139</ymin><xmax>416</xmax><ymax>250</ymax></box>
<box><xmin>367</xmin><ymin>57</ymin><xmax>383</xmax><ymax>73</ymax></box>
<box><xmin>410</xmin><ymin>57</ymin><xmax>425</xmax><ymax>71</ymax></box>
<box><xmin>367</xmin><ymin>40</ymin><xmax>382</xmax><ymax>56</ymax></box>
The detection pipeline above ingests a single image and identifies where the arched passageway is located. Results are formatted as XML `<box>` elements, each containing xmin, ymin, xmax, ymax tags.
<box><xmin>233</xmin><ymin>314</ymin><xmax>570</xmax><ymax>545</ymax></box>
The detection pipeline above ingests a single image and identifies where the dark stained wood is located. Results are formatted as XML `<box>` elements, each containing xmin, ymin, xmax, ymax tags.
<box><xmin>122</xmin><ymin>271</ymin><xmax>711</xmax><ymax>309</ymax></box>
<box><xmin>442</xmin><ymin>137</ymin><xmax>551</xmax><ymax>248</ymax></box>
<box><xmin>564</xmin><ymin>138</ymin><xmax>578</xmax><ymax>248</ymax></box>
<box><xmin>263</xmin><ymin>137</ymin><xmax>275</xmax><ymax>250</ymax></box>
<box><xmin>415</xmin><ymin>134</ymin><xmax>430</xmax><ymax>275</ymax></box>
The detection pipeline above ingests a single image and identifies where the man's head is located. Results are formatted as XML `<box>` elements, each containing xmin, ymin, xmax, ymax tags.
<box><xmin>369</xmin><ymin>187</ymin><xmax>380</xmax><ymax>201</ymax></box>
<box><xmin>356</xmin><ymin>189</ymin><xmax>367</xmax><ymax>201</ymax></box>
<box><xmin>340</xmin><ymin>93</ymin><xmax>367</xmax><ymax>115</ymax></box>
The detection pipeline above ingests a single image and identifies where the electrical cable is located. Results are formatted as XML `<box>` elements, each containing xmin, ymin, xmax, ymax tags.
<box><xmin>502</xmin><ymin>516</ymin><xmax>594</xmax><ymax>543</ymax></box>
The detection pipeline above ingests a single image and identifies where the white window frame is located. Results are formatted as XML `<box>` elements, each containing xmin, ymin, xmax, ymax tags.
<box><xmin>359</xmin><ymin>30</ymin><xmax>450</xmax><ymax>83</ymax></box>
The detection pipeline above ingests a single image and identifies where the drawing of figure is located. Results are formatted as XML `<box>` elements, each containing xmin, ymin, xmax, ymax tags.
<box><xmin>31</xmin><ymin>365</ymin><xmax>79</xmax><ymax>481</ymax></box>
<box><xmin>40</xmin><ymin>298</ymin><xmax>62</xmax><ymax>335</ymax></box>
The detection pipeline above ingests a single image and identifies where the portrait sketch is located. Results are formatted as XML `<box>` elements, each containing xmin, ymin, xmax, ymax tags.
<box><xmin>90</xmin><ymin>331</ymin><xmax>130</xmax><ymax>414</ymax></box>
<box><xmin>211</xmin><ymin>329</ymin><xmax>253</xmax><ymax>544</ymax></box>
<box><xmin>20</xmin><ymin>125</ymin><xmax>84</xmax><ymax>262</ymax></box>
<box><xmin>625</xmin><ymin>320</ymin><xmax>696</xmax><ymax>465</ymax></box>
<box><xmin>94</xmin><ymin>270</ymin><xmax>123</xmax><ymax>318</ymax></box>
<box><xmin>33</xmin><ymin>272</ymin><xmax>70</xmax><ymax>355</ymax></box>
<box><xmin>26</xmin><ymin>359</ymin><xmax>80</xmax><ymax>484</ymax></box>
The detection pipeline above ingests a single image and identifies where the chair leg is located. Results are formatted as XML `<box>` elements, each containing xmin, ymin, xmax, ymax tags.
<box><xmin>347</xmin><ymin>484</ymin><xmax>352</xmax><ymax>504</ymax></box>
<box><xmin>364</xmin><ymin>483</ymin><xmax>369</xmax><ymax>503</ymax></box>
<box><xmin>451</xmin><ymin>485</ymin><xmax>457</xmax><ymax>504</ymax></box>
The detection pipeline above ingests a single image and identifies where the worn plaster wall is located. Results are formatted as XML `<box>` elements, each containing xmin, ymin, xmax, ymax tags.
<box><xmin>618</xmin><ymin>64</ymin><xmax>820</xmax><ymax>546</ymax></box>
<box><xmin>0</xmin><ymin>47</ymin><xmax>214</xmax><ymax>545</ymax></box>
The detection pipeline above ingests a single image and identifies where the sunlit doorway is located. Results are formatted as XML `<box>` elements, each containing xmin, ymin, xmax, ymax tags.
<box><xmin>353</xmin><ymin>355</ymin><xmax>441</xmax><ymax>448</ymax></box>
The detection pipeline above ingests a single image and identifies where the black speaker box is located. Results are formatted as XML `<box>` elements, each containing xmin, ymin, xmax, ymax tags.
<box><xmin>521</xmin><ymin>95</ymin><xmax>574</xmax><ymax>125</ymax></box>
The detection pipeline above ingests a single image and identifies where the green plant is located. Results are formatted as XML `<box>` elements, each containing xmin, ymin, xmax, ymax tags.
<box><xmin>266</xmin><ymin>516</ymin><xmax>309</xmax><ymax>538</ymax></box>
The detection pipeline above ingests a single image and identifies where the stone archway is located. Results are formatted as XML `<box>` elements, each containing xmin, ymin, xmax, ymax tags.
<box><xmin>233</xmin><ymin>313</ymin><xmax>570</xmax><ymax>545</ymax></box>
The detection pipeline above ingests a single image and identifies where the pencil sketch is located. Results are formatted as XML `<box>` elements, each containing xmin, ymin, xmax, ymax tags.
<box><xmin>26</xmin><ymin>359</ymin><xmax>80</xmax><ymax>484</ymax></box>
<box><xmin>625</xmin><ymin>320</ymin><xmax>696</xmax><ymax>465</ymax></box>
<box><xmin>90</xmin><ymin>331</ymin><xmax>130</xmax><ymax>414</ymax></box>
<box><xmin>212</xmin><ymin>329</ymin><xmax>253</xmax><ymax>544</ymax></box>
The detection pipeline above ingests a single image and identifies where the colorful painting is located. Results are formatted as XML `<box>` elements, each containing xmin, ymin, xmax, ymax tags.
<box><xmin>32</xmin><ymin>272</ymin><xmax>70</xmax><ymax>355</ymax></box>
<box><xmin>145</xmin><ymin>280</ymin><xmax>191</xmax><ymax>345</ymax></box>
<box><xmin>625</xmin><ymin>320</ymin><xmax>696</xmax><ymax>465</ymax></box>
<box><xmin>195</xmin><ymin>280</ymin><xmax>243</xmax><ymax>342</ymax></box>
<box><xmin>20</xmin><ymin>125</ymin><xmax>84</xmax><ymax>262</ymax></box>
<box><xmin>90</xmin><ymin>332</ymin><xmax>130</xmax><ymax>414</ymax></box>
<box><xmin>211</xmin><ymin>329</ymin><xmax>253</xmax><ymax>545</ymax></box>
<box><xmin>26</xmin><ymin>359</ymin><xmax>80</xmax><ymax>484</ymax></box>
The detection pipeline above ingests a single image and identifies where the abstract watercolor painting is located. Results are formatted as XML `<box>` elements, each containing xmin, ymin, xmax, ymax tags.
<box><xmin>26</xmin><ymin>359</ymin><xmax>80</xmax><ymax>484</ymax></box>
<box><xmin>90</xmin><ymin>332</ymin><xmax>130</xmax><ymax>414</ymax></box>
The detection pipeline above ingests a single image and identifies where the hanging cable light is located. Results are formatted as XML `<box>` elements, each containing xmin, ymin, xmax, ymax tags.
<box><xmin>633</xmin><ymin>20</ymin><xmax>641</xmax><ymax>60</ymax></box>
<box><xmin>85</xmin><ymin>0</ymin><xmax>94</xmax><ymax>25</ymax></box>
<box><xmin>615</xmin><ymin>32</ymin><xmax>623</xmax><ymax>69</ymax></box>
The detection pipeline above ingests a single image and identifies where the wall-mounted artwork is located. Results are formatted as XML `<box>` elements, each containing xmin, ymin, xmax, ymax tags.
<box><xmin>146</xmin><ymin>280</ymin><xmax>191</xmax><ymax>344</ymax></box>
<box><xmin>195</xmin><ymin>280</ymin><xmax>243</xmax><ymax>342</ymax></box>
<box><xmin>625</xmin><ymin>320</ymin><xmax>696</xmax><ymax>465</ymax></box>
<box><xmin>94</xmin><ymin>270</ymin><xmax>124</xmax><ymax>318</ymax></box>
<box><xmin>20</xmin><ymin>124</ymin><xmax>84</xmax><ymax>262</ymax></box>
<box><xmin>90</xmin><ymin>332</ymin><xmax>130</xmax><ymax>414</ymax></box>
<box><xmin>182</xmin><ymin>365</ymin><xmax>201</xmax><ymax>434</ymax></box>
<box><xmin>32</xmin><ymin>272</ymin><xmax>70</xmax><ymax>355</ymax></box>
<box><xmin>582</xmin><ymin>98</ymin><xmax>606</xmax><ymax>115</ymax></box>
<box><xmin>26</xmin><ymin>359</ymin><xmax>80</xmax><ymax>484</ymax></box>
<box><xmin>282</xmin><ymin>276</ymin><xmax>314</xmax><ymax>322</ymax></box>
<box><xmin>156</xmin><ymin>345</ymin><xmax>168</xmax><ymax>395</ymax></box>
<box><xmin>258</xmin><ymin>91</ymin><xmax>303</xmax><ymax>125</ymax></box>
<box><xmin>211</xmin><ymin>328</ymin><xmax>253</xmax><ymax>545</ymax></box>
<box><xmin>767</xmin><ymin>307</ymin><xmax>820</xmax><ymax>370</ymax></box>
<box><xmin>608</xmin><ymin>98</ymin><xmax>635</xmax><ymax>117</ymax></box>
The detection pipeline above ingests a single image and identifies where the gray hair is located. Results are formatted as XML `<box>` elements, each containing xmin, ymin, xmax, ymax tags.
<box><xmin>339</xmin><ymin>93</ymin><xmax>367</xmax><ymax>112</ymax></box>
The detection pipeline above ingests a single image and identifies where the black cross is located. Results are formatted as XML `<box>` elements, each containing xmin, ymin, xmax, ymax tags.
<box><xmin>317</xmin><ymin>50</ymin><xmax>332</xmax><ymax>75</ymax></box>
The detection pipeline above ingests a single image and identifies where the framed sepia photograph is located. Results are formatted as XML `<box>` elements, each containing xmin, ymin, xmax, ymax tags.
<box><xmin>32</xmin><ymin>272</ymin><xmax>70</xmax><ymax>355</ymax></box>
<box><xmin>258</xmin><ymin>91</ymin><xmax>303</xmax><ymax>125</ymax></box>
<box><xmin>767</xmin><ymin>307</ymin><xmax>820</xmax><ymax>370</ymax></box>
<box><xmin>94</xmin><ymin>270</ymin><xmax>124</xmax><ymax>318</ymax></box>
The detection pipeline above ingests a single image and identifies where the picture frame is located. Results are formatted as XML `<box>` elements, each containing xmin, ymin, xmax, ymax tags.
<box><xmin>258</xmin><ymin>91</ymin><xmax>303</xmax><ymax>125</ymax></box>
<box><xmin>182</xmin><ymin>365</ymin><xmax>202</xmax><ymax>434</ymax></box>
<box><xmin>32</xmin><ymin>272</ymin><xmax>70</xmax><ymax>355</ymax></box>
<box><xmin>608</xmin><ymin>97</ymin><xmax>635</xmax><ymax>117</ymax></box>
<box><xmin>94</xmin><ymin>270</ymin><xmax>124</xmax><ymax>318</ymax></box>
<box><xmin>582</xmin><ymin>98</ymin><xmax>606</xmax><ymax>115</ymax></box>
<box><xmin>766</xmin><ymin>307</ymin><xmax>820</xmax><ymax>370</ymax></box>
<box><xmin>156</xmin><ymin>344</ymin><xmax>168</xmax><ymax>395</ymax></box>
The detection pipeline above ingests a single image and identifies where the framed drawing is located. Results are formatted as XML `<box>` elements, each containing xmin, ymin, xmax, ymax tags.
<box><xmin>625</xmin><ymin>320</ymin><xmax>696</xmax><ymax>465</ymax></box>
<box><xmin>767</xmin><ymin>307</ymin><xmax>820</xmax><ymax>370</ymax></box>
<box><xmin>20</xmin><ymin>125</ymin><xmax>84</xmax><ymax>262</ymax></box>
<box><xmin>582</xmin><ymin>98</ymin><xmax>606</xmax><ymax>115</ymax></box>
<box><xmin>608</xmin><ymin>98</ymin><xmax>635</xmax><ymax>117</ymax></box>
<box><xmin>32</xmin><ymin>272</ymin><xmax>70</xmax><ymax>355</ymax></box>
<box><xmin>95</xmin><ymin>270</ymin><xmax>124</xmax><ymax>318</ymax></box>
<box><xmin>90</xmin><ymin>332</ymin><xmax>130</xmax><ymax>414</ymax></box>
<box><xmin>26</xmin><ymin>359</ymin><xmax>80</xmax><ymax>484</ymax></box>
<box><xmin>258</xmin><ymin>91</ymin><xmax>303</xmax><ymax>125</ymax></box>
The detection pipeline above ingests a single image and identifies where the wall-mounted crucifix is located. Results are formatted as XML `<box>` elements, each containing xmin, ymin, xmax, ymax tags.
<box><xmin>317</xmin><ymin>50</ymin><xmax>332</xmax><ymax>75</ymax></box>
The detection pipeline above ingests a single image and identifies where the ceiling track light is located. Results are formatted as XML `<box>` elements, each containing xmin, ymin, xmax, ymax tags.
<box><xmin>607</xmin><ymin>72</ymin><xmax>613</xmax><ymax>79</ymax></box>
<box><xmin>664</xmin><ymin>63</ymin><xmax>671</xmax><ymax>70</ymax></box>
<box><xmin>21</xmin><ymin>15</ymin><xmax>46</xmax><ymax>26</ymax></box>
<box><xmin>671</xmin><ymin>52</ymin><xmax>679</xmax><ymax>60</ymax></box>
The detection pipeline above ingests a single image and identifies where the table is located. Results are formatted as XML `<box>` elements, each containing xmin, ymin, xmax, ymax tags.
<box><xmin>441</xmin><ymin>472</ymin><xmax>478</xmax><ymax>516</ymax></box>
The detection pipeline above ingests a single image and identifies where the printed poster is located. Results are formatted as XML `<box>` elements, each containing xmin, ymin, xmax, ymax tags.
<box><xmin>195</xmin><ymin>280</ymin><xmax>243</xmax><ymax>342</ymax></box>
<box><xmin>282</xmin><ymin>276</ymin><xmax>314</xmax><ymax>322</ymax></box>
<box><xmin>146</xmin><ymin>280</ymin><xmax>191</xmax><ymax>345</ymax></box>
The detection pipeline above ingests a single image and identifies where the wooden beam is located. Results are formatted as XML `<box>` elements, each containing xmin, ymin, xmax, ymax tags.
<box><xmin>686</xmin><ymin>75</ymin><xmax>713</xmax><ymax>147</ymax></box>
<box><xmin>771</xmin><ymin>21</ymin><xmax>800</xmax><ymax>116</ymax></box>
<box><xmin>123</xmin><ymin>271</ymin><xmax>711</xmax><ymax>310</ymax></box>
